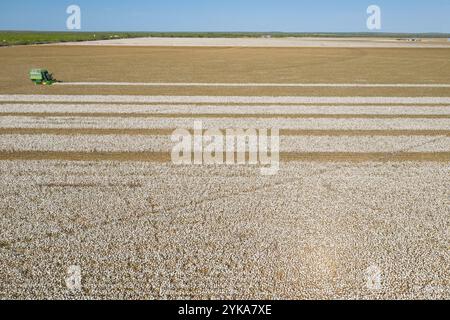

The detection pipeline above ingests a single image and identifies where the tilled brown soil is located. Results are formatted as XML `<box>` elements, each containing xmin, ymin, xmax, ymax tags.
<box><xmin>1</xmin><ymin>46</ymin><xmax>450</xmax><ymax>96</ymax></box>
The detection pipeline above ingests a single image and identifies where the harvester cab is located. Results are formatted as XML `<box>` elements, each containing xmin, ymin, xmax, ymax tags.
<box><xmin>29</xmin><ymin>69</ymin><xmax>57</xmax><ymax>85</ymax></box>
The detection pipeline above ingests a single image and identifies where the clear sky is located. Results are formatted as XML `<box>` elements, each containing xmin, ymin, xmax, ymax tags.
<box><xmin>0</xmin><ymin>0</ymin><xmax>449</xmax><ymax>33</ymax></box>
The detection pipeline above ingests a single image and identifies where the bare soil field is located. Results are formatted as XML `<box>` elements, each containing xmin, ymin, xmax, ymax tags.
<box><xmin>0</xmin><ymin>46</ymin><xmax>450</xmax><ymax>96</ymax></box>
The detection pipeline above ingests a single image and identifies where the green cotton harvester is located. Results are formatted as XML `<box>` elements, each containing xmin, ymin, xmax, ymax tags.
<box><xmin>29</xmin><ymin>69</ymin><xmax>57</xmax><ymax>85</ymax></box>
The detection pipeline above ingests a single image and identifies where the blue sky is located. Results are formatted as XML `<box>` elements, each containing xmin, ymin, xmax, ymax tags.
<box><xmin>0</xmin><ymin>0</ymin><xmax>449</xmax><ymax>33</ymax></box>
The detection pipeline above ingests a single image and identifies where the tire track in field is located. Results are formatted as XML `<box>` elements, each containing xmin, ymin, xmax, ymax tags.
<box><xmin>0</xmin><ymin>112</ymin><xmax>448</xmax><ymax>119</ymax></box>
<box><xmin>0</xmin><ymin>151</ymin><xmax>448</xmax><ymax>162</ymax></box>
<box><xmin>55</xmin><ymin>82</ymin><xmax>450</xmax><ymax>88</ymax></box>
<box><xmin>2</xmin><ymin>95</ymin><xmax>450</xmax><ymax>104</ymax></box>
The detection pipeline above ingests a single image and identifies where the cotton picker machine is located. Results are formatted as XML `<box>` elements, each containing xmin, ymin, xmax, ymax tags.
<box><xmin>29</xmin><ymin>69</ymin><xmax>59</xmax><ymax>85</ymax></box>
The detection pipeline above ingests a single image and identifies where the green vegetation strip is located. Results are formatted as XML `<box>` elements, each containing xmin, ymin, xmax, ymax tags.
<box><xmin>1</xmin><ymin>31</ymin><xmax>450</xmax><ymax>46</ymax></box>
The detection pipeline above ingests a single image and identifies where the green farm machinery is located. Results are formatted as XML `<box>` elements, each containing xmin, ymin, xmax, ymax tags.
<box><xmin>29</xmin><ymin>69</ymin><xmax>57</xmax><ymax>85</ymax></box>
